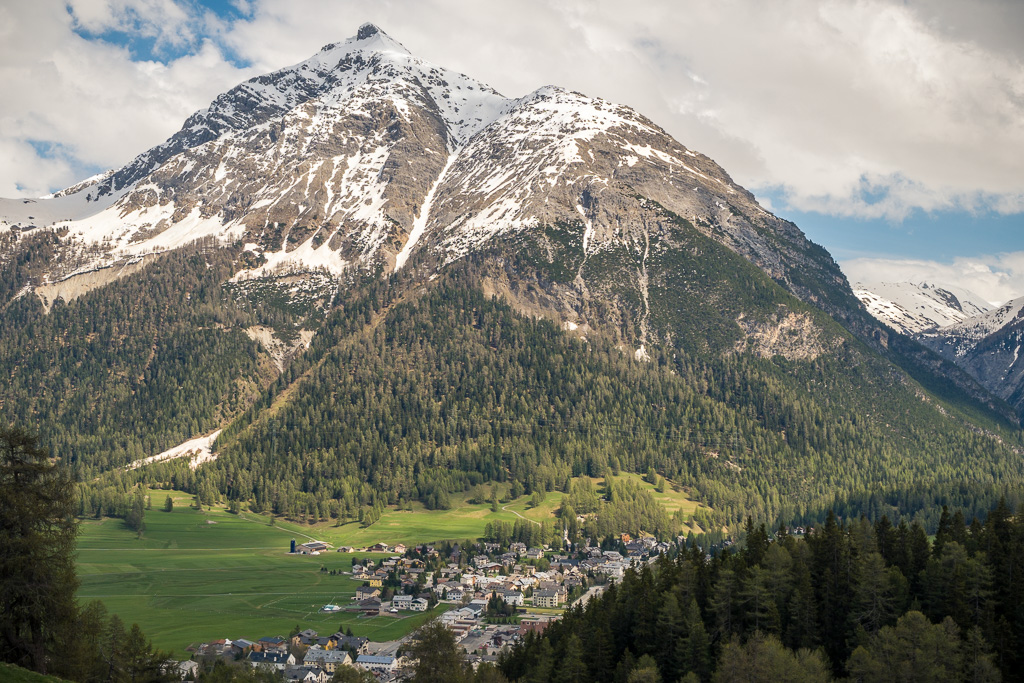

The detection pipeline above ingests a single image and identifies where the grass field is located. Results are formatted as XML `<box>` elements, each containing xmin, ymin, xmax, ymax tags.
<box><xmin>77</xmin><ymin>498</ymin><xmax>443</xmax><ymax>656</ymax></box>
<box><xmin>296</xmin><ymin>487</ymin><xmax>567</xmax><ymax>548</ymax></box>
<box><xmin>77</xmin><ymin>480</ymin><xmax>700</xmax><ymax>655</ymax></box>
<box><xmin>75</xmin><ymin>487</ymin><xmax>569</xmax><ymax>655</ymax></box>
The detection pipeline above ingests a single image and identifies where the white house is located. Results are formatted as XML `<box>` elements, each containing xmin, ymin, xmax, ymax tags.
<box><xmin>248</xmin><ymin>651</ymin><xmax>295</xmax><ymax>671</ymax></box>
<box><xmin>501</xmin><ymin>589</ymin><xmax>524</xmax><ymax>606</ymax></box>
<box><xmin>533</xmin><ymin>589</ymin><xmax>560</xmax><ymax>608</ymax></box>
<box><xmin>303</xmin><ymin>647</ymin><xmax>350</xmax><ymax>673</ymax></box>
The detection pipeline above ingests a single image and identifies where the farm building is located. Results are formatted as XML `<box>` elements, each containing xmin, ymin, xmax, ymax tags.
<box><xmin>295</xmin><ymin>541</ymin><xmax>330</xmax><ymax>555</ymax></box>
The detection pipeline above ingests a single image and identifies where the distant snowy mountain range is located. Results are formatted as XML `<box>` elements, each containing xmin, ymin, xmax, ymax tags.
<box><xmin>855</xmin><ymin>281</ymin><xmax>1024</xmax><ymax>416</ymax></box>
<box><xmin>852</xmin><ymin>281</ymin><xmax>992</xmax><ymax>336</ymax></box>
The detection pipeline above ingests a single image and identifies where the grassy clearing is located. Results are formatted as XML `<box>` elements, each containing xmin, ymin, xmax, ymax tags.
<box><xmin>600</xmin><ymin>471</ymin><xmax>703</xmax><ymax>517</ymax></box>
<box><xmin>276</xmin><ymin>487</ymin><xmax>567</xmax><ymax>548</ymax></box>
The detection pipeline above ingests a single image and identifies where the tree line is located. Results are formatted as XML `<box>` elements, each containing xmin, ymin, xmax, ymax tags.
<box><xmin>0</xmin><ymin>427</ymin><xmax>173</xmax><ymax>681</ymax></box>
<box><xmin>500</xmin><ymin>501</ymin><xmax>1024</xmax><ymax>682</ymax></box>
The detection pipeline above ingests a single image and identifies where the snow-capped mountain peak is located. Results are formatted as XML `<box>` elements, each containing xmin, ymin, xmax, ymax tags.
<box><xmin>1</xmin><ymin>23</ymin><xmax>851</xmax><ymax>330</ymax></box>
<box><xmin>348</xmin><ymin>22</ymin><xmax>412</xmax><ymax>54</ymax></box>
<box><xmin>0</xmin><ymin>24</ymin><xmax>514</xmax><ymax>279</ymax></box>
<box><xmin>935</xmin><ymin>297</ymin><xmax>1024</xmax><ymax>341</ymax></box>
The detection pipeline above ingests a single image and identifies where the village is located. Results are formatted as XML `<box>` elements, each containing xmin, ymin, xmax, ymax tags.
<box><xmin>172</xmin><ymin>535</ymin><xmax>672</xmax><ymax>680</ymax></box>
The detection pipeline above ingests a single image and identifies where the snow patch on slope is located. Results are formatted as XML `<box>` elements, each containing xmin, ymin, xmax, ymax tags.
<box><xmin>395</xmin><ymin>147</ymin><xmax>459</xmax><ymax>271</ymax></box>
<box><xmin>430</xmin><ymin>86</ymin><xmax>664</xmax><ymax>260</ymax></box>
<box><xmin>0</xmin><ymin>187</ymin><xmax>122</xmax><ymax>230</ymax></box>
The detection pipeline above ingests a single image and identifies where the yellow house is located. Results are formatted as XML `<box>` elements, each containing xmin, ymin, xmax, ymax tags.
<box><xmin>368</xmin><ymin>578</ymin><xmax>383</xmax><ymax>587</ymax></box>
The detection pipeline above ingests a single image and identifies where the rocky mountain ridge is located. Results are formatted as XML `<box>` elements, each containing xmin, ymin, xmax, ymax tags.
<box><xmin>1</xmin><ymin>25</ymin><xmax>849</xmax><ymax>325</ymax></box>
<box><xmin>852</xmin><ymin>280</ymin><xmax>991</xmax><ymax>335</ymax></box>
<box><xmin>915</xmin><ymin>297</ymin><xmax>1024</xmax><ymax>416</ymax></box>
<box><xmin>854</xmin><ymin>280</ymin><xmax>1024</xmax><ymax>419</ymax></box>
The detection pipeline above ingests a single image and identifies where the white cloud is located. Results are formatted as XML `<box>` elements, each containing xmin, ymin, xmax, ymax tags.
<box><xmin>68</xmin><ymin>0</ymin><xmax>192</xmax><ymax>41</ymax></box>
<box><xmin>1</xmin><ymin>0</ymin><xmax>1022</xmax><ymax>227</ymax></box>
<box><xmin>842</xmin><ymin>252</ymin><xmax>1024</xmax><ymax>306</ymax></box>
<box><xmin>0</xmin><ymin>1</ymin><xmax>256</xmax><ymax>196</ymax></box>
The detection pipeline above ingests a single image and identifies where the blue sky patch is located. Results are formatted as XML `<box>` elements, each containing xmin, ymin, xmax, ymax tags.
<box><xmin>67</xmin><ymin>0</ymin><xmax>251</xmax><ymax>67</ymax></box>
<box><xmin>758</xmin><ymin>189</ymin><xmax>1024</xmax><ymax>263</ymax></box>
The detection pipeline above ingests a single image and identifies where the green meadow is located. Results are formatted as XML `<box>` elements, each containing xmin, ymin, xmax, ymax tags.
<box><xmin>587</xmin><ymin>472</ymin><xmax>703</xmax><ymax>517</ymax></box>
<box><xmin>76</xmin><ymin>496</ymin><xmax>437</xmax><ymax>656</ymax></box>
<box><xmin>0</xmin><ymin>663</ymin><xmax>70</xmax><ymax>683</ymax></box>
<box><xmin>76</xmin><ymin>478</ymin><xmax>699</xmax><ymax>655</ymax></box>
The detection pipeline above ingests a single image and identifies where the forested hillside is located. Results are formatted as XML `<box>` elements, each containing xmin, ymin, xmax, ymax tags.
<box><xmin>0</xmin><ymin>230</ymin><xmax>1019</xmax><ymax>537</ymax></box>
<box><xmin>0</xmin><ymin>240</ymin><xmax>328</xmax><ymax>475</ymax></box>
<box><xmin>501</xmin><ymin>503</ymin><xmax>1024</xmax><ymax>682</ymax></box>
<box><xmin>2</xmin><ymin>22</ymin><xmax>1021</xmax><ymax>546</ymax></box>
<box><xmin>181</xmin><ymin>254</ymin><xmax>1024</xmax><ymax>535</ymax></box>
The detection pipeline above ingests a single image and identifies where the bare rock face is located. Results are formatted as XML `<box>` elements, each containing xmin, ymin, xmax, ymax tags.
<box><xmin>390</xmin><ymin>86</ymin><xmax>854</xmax><ymax>357</ymax></box>
<box><xmin>735</xmin><ymin>310</ymin><xmax>834</xmax><ymax>361</ymax></box>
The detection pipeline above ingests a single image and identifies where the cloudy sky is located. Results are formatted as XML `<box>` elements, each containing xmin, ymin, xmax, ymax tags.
<box><xmin>3</xmin><ymin>0</ymin><xmax>1023</xmax><ymax>302</ymax></box>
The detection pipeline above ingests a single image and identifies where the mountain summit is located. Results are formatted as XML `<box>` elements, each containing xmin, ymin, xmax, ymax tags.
<box><xmin>350</xmin><ymin>22</ymin><xmax>411</xmax><ymax>52</ymax></box>
<box><xmin>1</xmin><ymin>24</ymin><xmax>862</xmax><ymax>359</ymax></box>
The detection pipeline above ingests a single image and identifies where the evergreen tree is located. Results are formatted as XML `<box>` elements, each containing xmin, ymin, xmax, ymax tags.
<box><xmin>846</xmin><ymin>611</ymin><xmax>963</xmax><ymax>683</ymax></box>
<box><xmin>526</xmin><ymin>639</ymin><xmax>554</xmax><ymax>683</ymax></box>
<box><xmin>556</xmin><ymin>633</ymin><xmax>589</xmax><ymax>683</ymax></box>
<box><xmin>628</xmin><ymin>654</ymin><xmax>662</xmax><ymax>683</ymax></box>
<box><xmin>0</xmin><ymin>427</ymin><xmax>78</xmax><ymax>674</ymax></box>
<box><xmin>408</xmin><ymin>619</ymin><xmax>471</xmax><ymax>683</ymax></box>
<box><xmin>654</xmin><ymin>593</ymin><xmax>683</xmax><ymax>679</ymax></box>
<box><xmin>713</xmin><ymin>633</ymin><xmax>831</xmax><ymax>682</ymax></box>
<box><xmin>851</xmin><ymin>552</ymin><xmax>905</xmax><ymax>634</ymax></box>
<box><xmin>679</xmin><ymin>598</ymin><xmax>711</xmax><ymax>681</ymax></box>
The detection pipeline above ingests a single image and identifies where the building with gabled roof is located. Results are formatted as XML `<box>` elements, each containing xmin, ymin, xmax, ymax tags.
<box><xmin>247</xmin><ymin>650</ymin><xmax>295</xmax><ymax>670</ymax></box>
<box><xmin>303</xmin><ymin>647</ymin><xmax>350</xmax><ymax>673</ymax></box>
<box><xmin>355</xmin><ymin>654</ymin><xmax>396</xmax><ymax>672</ymax></box>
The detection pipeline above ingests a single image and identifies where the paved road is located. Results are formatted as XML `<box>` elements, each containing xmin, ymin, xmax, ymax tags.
<box><xmin>572</xmin><ymin>584</ymin><xmax>606</xmax><ymax>608</ymax></box>
<box><xmin>366</xmin><ymin>639</ymin><xmax>404</xmax><ymax>656</ymax></box>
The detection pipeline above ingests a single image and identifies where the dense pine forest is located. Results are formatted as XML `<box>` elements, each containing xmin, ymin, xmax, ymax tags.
<box><xmin>0</xmin><ymin>240</ymin><xmax>316</xmax><ymax>472</ymax></box>
<box><xmin>167</xmin><ymin>253</ymin><xmax>1024</xmax><ymax>535</ymax></box>
<box><xmin>501</xmin><ymin>503</ymin><xmax>1024</xmax><ymax>682</ymax></box>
